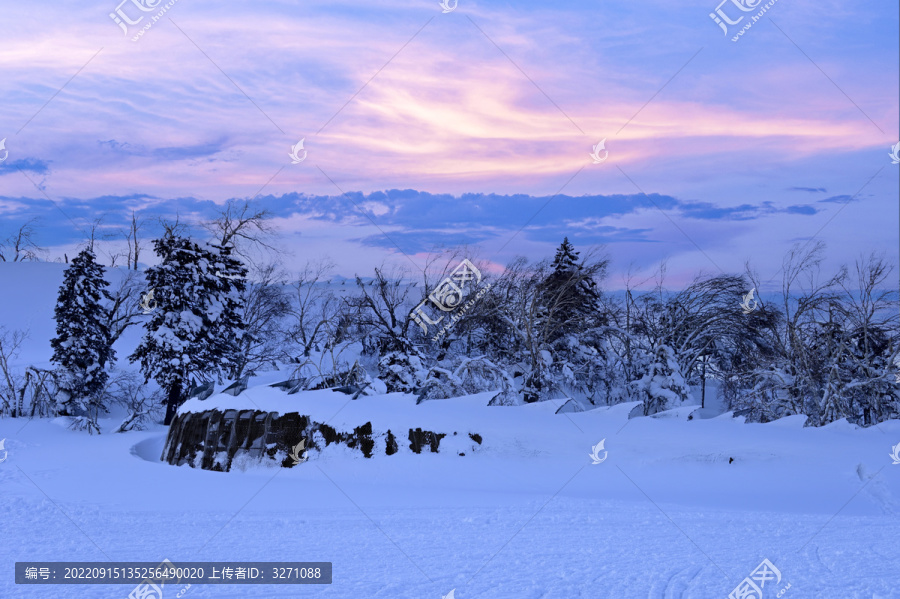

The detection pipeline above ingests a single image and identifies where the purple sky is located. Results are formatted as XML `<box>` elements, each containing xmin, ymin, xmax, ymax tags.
<box><xmin>1</xmin><ymin>0</ymin><xmax>897</xmax><ymax>288</ymax></box>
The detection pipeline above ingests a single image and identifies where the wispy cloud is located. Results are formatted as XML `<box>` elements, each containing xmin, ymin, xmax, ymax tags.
<box><xmin>0</xmin><ymin>158</ymin><xmax>51</xmax><ymax>177</ymax></box>
<box><xmin>818</xmin><ymin>194</ymin><xmax>856</xmax><ymax>204</ymax></box>
<box><xmin>677</xmin><ymin>201</ymin><xmax>820</xmax><ymax>221</ymax></box>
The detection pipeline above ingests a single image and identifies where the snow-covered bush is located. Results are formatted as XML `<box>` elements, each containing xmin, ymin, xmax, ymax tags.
<box><xmin>0</xmin><ymin>327</ymin><xmax>28</xmax><ymax>418</ymax></box>
<box><xmin>105</xmin><ymin>371</ymin><xmax>164</xmax><ymax>433</ymax></box>
<box><xmin>291</xmin><ymin>350</ymin><xmax>374</xmax><ymax>395</ymax></box>
<box><xmin>378</xmin><ymin>349</ymin><xmax>428</xmax><ymax>394</ymax></box>
<box><xmin>633</xmin><ymin>345</ymin><xmax>691</xmax><ymax>416</ymax></box>
<box><xmin>721</xmin><ymin>248</ymin><xmax>900</xmax><ymax>427</ymax></box>
<box><xmin>418</xmin><ymin>356</ymin><xmax>517</xmax><ymax>404</ymax></box>
<box><xmin>67</xmin><ymin>415</ymin><xmax>101</xmax><ymax>435</ymax></box>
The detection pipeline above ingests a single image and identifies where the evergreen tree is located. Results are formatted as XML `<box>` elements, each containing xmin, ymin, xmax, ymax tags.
<box><xmin>50</xmin><ymin>247</ymin><xmax>114</xmax><ymax>429</ymax></box>
<box><xmin>551</xmin><ymin>237</ymin><xmax>580</xmax><ymax>272</ymax></box>
<box><xmin>541</xmin><ymin>237</ymin><xmax>603</xmax><ymax>336</ymax></box>
<box><xmin>130</xmin><ymin>232</ymin><xmax>247</xmax><ymax>425</ymax></box>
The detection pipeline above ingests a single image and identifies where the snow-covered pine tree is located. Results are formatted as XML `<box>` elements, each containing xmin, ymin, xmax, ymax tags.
<box><xmin>542</xmin><ymin>237</ymin><xmax>603</xmax><ymax>331</ymax></box>
<box><xmin>552</xmin><ymin>236</ymin><xmax>579</xmax><ymax>271</ymax></box>
<box><xmin>50</xmin><ymin>247</ymin><xmax>114</xmax><ymax>431</ymax></box>
<box><xmin>130</xmin><ymin>232</ymin><xmax>247</xmax><ymax>425</ymax></box>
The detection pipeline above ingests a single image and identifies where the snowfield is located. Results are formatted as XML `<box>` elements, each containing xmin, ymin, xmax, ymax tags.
<box><xmin>3</xmin><ymin>387</ymin><xmax>900</xmax><ymax>598</ymax></box>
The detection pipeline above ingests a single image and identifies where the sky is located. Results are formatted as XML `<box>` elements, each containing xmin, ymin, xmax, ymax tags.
<box><xmin>0</xmin><ymin>0</ymin><xmax>897</xmax><ymax>289</ymax></box>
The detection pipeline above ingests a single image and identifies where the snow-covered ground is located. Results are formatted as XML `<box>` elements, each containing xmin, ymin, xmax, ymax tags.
<box><xmin>2</xmin><ymin>263</ymin><xmax>899</xmax><ymax>598</ymax></box>
<box><xmin>3</xmin><ymin>390</ymin><xmax>900</xmax><ymax>598</ymax></box>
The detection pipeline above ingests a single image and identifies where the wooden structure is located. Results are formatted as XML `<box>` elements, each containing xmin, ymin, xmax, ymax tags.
<box><xmin>161</xmin><ymin>409</ymin><xmax>303</xmax><ymax>471</ymax></box>
<box><xmin>161</xmin><ymin>406</ymin><xmax>482</xmax><ymax>472</ymax></box>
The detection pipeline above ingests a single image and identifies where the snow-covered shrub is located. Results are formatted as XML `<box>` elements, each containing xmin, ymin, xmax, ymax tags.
<box><xmin>418</xmin><ymin>356</ymin><xmax>517</xmax><ymax>404</ymax></box>
<box><xmin>378</xmin><ymin>349</ymin><xmax>427</xmax><ymax>394</ymax></box>
<box><xmin>105</xmin><ymin>371</ymin><xmax>164</xmax><ymax>433</ymax></box>
<box><xmin>458</xmin><ymin>357</ymin><xmax>517</xmax><ymax>402</ymax></box>
<box><xmin>632</xmin><ymin>345</ymin><xmax>690</xmax><ymax>416</ymax></box>
<box><xmin>23</xmin><ymin>366</ymin><xmax>58</xmax><ymax>419</ymax></box>
<box><xmin>288</xmin><ymin>342</ymin><xmax>374</xmax><ymax>394</ymax></box>
<box><xmin>67</xmin><ymin>415</ymin><xmax>101</xmax><ymax>435</ymax></box>
<box><xmin>726</xmin><ymin>367</ymin><xmax>802</xmax><ymax>423</ymax></box>
<box><xmin>545</xmin><ymin>332</ymin><xmax>639</xmax><ymax>407</ymax></box>
<box><xmin>0</xmin><ymin>327</ymin><xmax>28</xmax><ymax>417</ymax></box>
<box><xmin>416</xmin><ymin>366</ymin><xmax>462</xmax><ymax>402</ymax></box>
<box><xmin>522</xmin><ymin>348</ymin><xmax>568</xmax><ymax>404</ymax></box>
<box><xmin>846</xmin><ymin>352</ymin><xmax>900</xmax><ymax>426</ymax></box>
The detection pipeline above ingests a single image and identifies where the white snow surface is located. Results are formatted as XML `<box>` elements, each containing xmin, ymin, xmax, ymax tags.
<box><xmin>2</xmin><ymin>263</ymin><xmax>900</xmax><ymax>598</ymax></box>
<box><xmin>3</xmin><ymin>389</ymin><xmax>900</xmax><ymax>598</ymax></box>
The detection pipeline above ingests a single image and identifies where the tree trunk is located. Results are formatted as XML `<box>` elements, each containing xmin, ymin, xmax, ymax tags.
<box><xmin>164</xmin><ymin>380</ymin><xmax>183</xmax><ymax>426</ymax></box>
<box><xmin>15</xmin><ymin>372</ymin><xmax>30</xmax><ymax>418</ymax></box>
<box><xmin>701</xmin><ymin>357</ymin><xmax>706</xmax><ymax>409</ymax></box>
